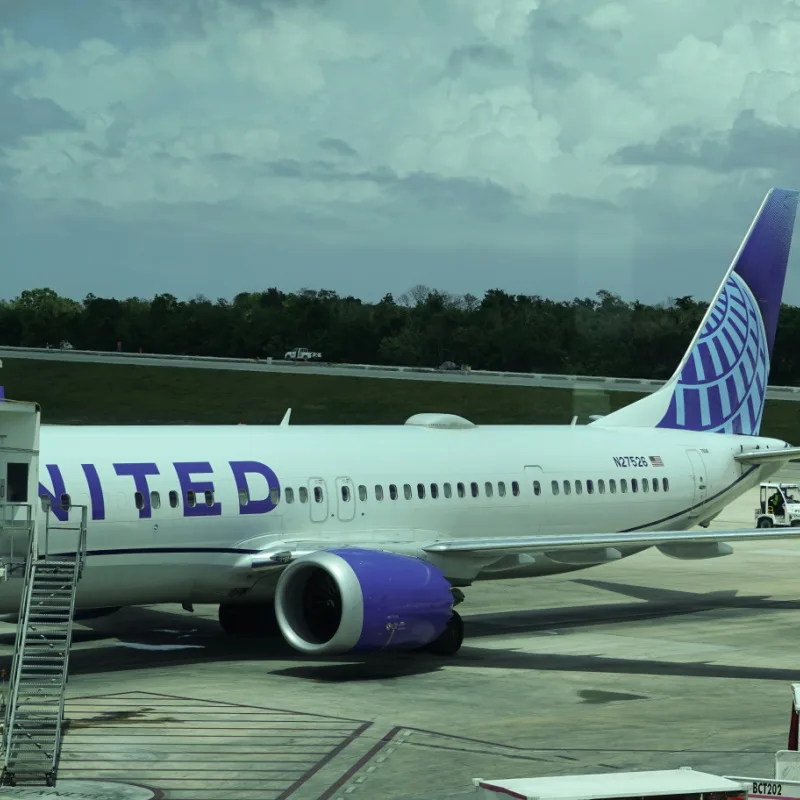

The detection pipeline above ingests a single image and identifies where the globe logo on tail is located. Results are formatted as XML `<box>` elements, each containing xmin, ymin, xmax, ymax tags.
<box><xmin>657</xmin><ymin>271</ymin><xmax>769</xmax><ymax>435</ymax></box>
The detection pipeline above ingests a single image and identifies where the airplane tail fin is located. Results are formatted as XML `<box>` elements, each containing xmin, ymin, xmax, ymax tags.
<box><xmin>592</xmin><ymin>187</ymin><xmax>799</xmax><ymax>435</ymax></box>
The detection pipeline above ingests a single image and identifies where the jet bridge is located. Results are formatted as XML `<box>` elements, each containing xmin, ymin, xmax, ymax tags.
<box><xmin>0</xmin><ymin>384</ymin><xmax>88</xmax><ymax>787</ymax></box>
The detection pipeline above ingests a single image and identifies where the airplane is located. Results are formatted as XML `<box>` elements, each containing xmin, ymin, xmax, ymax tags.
<box><xmin>3</xmin><ymin>187</ymin><xmax>800</xmax><ymax>660</ymax></box>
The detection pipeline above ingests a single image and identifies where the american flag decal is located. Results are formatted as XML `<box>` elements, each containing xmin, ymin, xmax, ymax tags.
<box><xmin>649</xmin><ymin>456</ymin><xmax>664</xmax><ymax>467</ymax></box>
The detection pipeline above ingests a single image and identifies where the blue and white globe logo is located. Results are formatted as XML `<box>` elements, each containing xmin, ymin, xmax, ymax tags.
<box><xmin>659</xmin><ymin>271</ymin><xmax>769</xmax><ymax>435</ymax></box>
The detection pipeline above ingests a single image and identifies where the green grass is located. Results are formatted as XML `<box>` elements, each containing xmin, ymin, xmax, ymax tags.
<box><xmin>1</xmin><ymin>357</ymin><xmax>798</xmax><ymax>441</ymax></box>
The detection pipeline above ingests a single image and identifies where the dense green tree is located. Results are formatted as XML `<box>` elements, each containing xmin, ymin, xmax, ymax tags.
<box><xmin>2</xmin><ymin>285</ymin><xmax>800</xmax><ymax>385</ymax></box>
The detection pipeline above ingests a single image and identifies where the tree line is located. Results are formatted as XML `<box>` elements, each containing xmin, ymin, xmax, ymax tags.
<box><xmin>2</xmin><ymin>285</ymin><xmax>800</xmax><ymax>384</ymax></box>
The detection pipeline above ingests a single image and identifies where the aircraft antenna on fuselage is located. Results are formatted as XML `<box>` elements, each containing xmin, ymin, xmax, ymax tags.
<box><xmin>280</xmin><ymin>408</ymin><xmax>292</xmax><ymax>427</ymax></box>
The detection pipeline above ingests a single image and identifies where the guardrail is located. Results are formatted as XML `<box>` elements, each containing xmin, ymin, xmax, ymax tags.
<box><xmin>1</xmin><ymin>344</ymin><xmax>800</xmax><ymax>399</ymax></box>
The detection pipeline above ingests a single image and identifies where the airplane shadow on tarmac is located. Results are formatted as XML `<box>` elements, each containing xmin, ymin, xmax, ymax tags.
<box><xmin>0</xmin><ymin>579</ymin><xmax>799</xmax><ymax>685</ymax></box>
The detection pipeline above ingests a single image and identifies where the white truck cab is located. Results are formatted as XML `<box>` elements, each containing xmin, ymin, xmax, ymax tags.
<box><xmin>756</xmin><ymin>482</ymin><xmax>800</xmax><ymax>528</ymax></box>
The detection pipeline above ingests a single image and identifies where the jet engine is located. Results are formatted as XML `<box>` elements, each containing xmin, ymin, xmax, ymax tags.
<box><xmin>274</xmin><ymin>548</ymin><xmax>454</xmax><ymax>654</ymax></box>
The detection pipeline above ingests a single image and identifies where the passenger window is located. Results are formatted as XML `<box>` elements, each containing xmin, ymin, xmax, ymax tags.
<box><xmin>375</xmin><ymin>484</ymin><xmax>384</xmax><ymax>501</ymax></box>
<box><xmin>389</xmin><ymin>484</ymin><xmax>398</xmax><ymax>500</ymax></box>
<box><xmin>238</xmin><ymin>488</ymin><xmax>249</xmax><ymax>506</ymax></box>
<box><xmin>204</xmin><ymin>489</ymin><xmax>215</xmax><ymax>507</ymax></box>
<box><xmin>652</xmin><ymin>478</ymin><xmax>658</xmax><ymax>492</ymax></box>
<box><xmin>430</xmin><ymin>483</ymin><xmax>438</xmax><ymax>499</ymax></box>
<box><xmin>620</xmin><ymin>479</ymin><xmax>627</xmax><ymax>493</ymax></box>
<box><xmin>563</xmin><ymin>480</ymin><xmax>571</xmax><ymax>495</ymax></box>
<box><xmin>60</xmin><ymin>493</ymin><xmax>71</xmax><ymax>510</ymax></box>
<box><xmin>341</xmin><ymin>485</ymin><xmax>350</xmax><ymax>502</ymax></box>
<box><xmin>512</xmin><ymin>481</ymin><xmax>520</xmax><ymax>497</ymax></box>
<box><xmin>417</xmin><ymin>483</ymin><xmax>426</xmax><ymax>499</ymax></box>
<box><xmin>631</xmin><ymin>479</ymin><xmax>638</xmax><ymax>493</ymax></box>
<box><xmin>150</xmin><ymin>490</ymin><xmax>161</xmax><ymax>509</ymax></box>
<box><xmin>485</xmin><ymin>482</ymin><xmax>493</xmax><ymax>497</ymax></box>
<box><xmin>470</xmin><ymin>482</ymin><xmax>479</xmax><ymax>498</ymax></box>
<box><xmin>586</xmin><ymin>480</ymin><xmax>593</xmax><ymax>495</ymax></box>
<box><xmin>457</xmin><ymin>482</ymin><xmax>465</xmax><ymax>498</ymax></box>
<box><xmin>285</xmin><ymin>487</ymin><xmax>294</xmax><ymax>504</ymax></box>
<box><xmin>134</xmin><ymin>491</ymin><xmax>145</xmax><ymax>510</ymax></box>
<box><xmin>575</xmin><ymin>480</ymin><xmax>582</xmax><ymax>495</ymax></box>
<box><xmin>169</xmin><ymin>490</ymin><xmax>179</xmax><ymax>508</ymax></box>
<box><xmin>609</xmin><ymin>479</ymin><xmax>616</xmax><ymax>494</ymax></box>
<box><xmin>404</xmin><ymin>484</ymin><xmax>412</xmax><ymax>500</ymax></box>
<box><xmin>358</xmin><ymin>485</ymin><xmax>367</xmax><ymax>501</ymax></box>
<box><xmin>498</xmin><ymin>481</ymin><xmax>506</xmax><ymax>497</ymax></box>
<box><xmin>186</xmin><ymin>490</ymin><xmax>196</xmax><ymax>508</ymax></box>
<box><xmin>314</xmin><ymin>486</ymin><xmax>323</xmax><ymax>503</ymax></box>
<box><xmin>642</xmin><ymin>479</ymin><xmax>649</xmax><ymax>493</ymax></box>
<box><xmin>551</xmin><ymin>480</ymin><xmax>559</xmax><ymax>495</ymax></box>
<box><xmin>533</xmin><ymin>480</ymin><xmax>541</xmax><ymax>496</ymax></box>
<box><xmin>270</xmin><ymin>487</ymin><xmax>280</xmax><ymax>505</ymax></box>
<box><xmin>663</xmin><ymin>477</ymin><xmax>669</xmax><ymax>492</ymax></box>
<box><xmin>299</xmin><ymin>486</ymin><xmax>309</xmax><ymax>503</ymax></box>
<box><xmin>443</xmin><ymin>482</ymin><xmax>452</xmax><ymax>498</ymax></box>
<box><xmin>598</xmin><ymin>479</ymin><xmax>605</xmax><ymax>494</ymax></box>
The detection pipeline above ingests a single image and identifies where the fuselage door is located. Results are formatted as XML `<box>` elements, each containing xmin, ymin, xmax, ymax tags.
<box><xmin>335</xmin><ymin>477</ymin><xmax>356</xmax><ymax>522</ymax></box>
<box><xmin>686</xmin><ymin>449</ymin><xmax>708</xmax><ymax>517</ymax></box>
<box><xmin>308</xmin><ymin>478</ymin><xmax>328</xmax><ymax>523</ymax></box>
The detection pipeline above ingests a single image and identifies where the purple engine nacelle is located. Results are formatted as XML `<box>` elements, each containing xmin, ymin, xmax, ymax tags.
<box><xmin>274</xmin><ymin>548</ymin><xmax>455</xmax><ymax>654</ymax></box>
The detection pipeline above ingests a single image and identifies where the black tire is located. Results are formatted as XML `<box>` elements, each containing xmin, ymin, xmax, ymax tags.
<box><xmin>757</xmin><ymin>517</ymin><xmax>774</xmax><ymax>528</ymax></box>
<box><xmin>218</xmin><ymin>603</ymin><xmax>280</xmax><ymax>636</ymax></box>
<box><xmin>424</xmin><ymin>611</ymin><xmax>464</xmax><ymax>656</ymax></box>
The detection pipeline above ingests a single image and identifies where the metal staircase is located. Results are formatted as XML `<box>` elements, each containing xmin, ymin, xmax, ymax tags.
<box><xmin>0</xmin><ymin>504</ymin><xmax>87</xmax><ymax>787</ymax></box>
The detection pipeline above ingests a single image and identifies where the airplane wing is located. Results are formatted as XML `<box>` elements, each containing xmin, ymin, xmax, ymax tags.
<box><xmin>421</xmin><ymin>527</ymin><xmax>800</xmax><ymax>554</ymax></box>
<box><xmin>734</xmin><ymin>446</ymin><xmax>800</xmax><ymax>465</ymax></box>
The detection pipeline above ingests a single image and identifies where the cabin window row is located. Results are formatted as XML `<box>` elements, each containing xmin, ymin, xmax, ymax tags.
<box><xmin>548</xmin><ymin>477</ymin><xmax>670</xmax><ymax>496</ymax></box>
<box><xmin>283</xmin><ymin>480</ymin><xmax>524</xmax><ymax>504</ymax></box>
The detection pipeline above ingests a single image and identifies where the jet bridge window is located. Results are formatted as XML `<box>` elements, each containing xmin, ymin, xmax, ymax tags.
<box><xmin>151</xmin><ymin>491</ymin><xmax>161</xmax><ymax>509</ymax></box>
<box><xmin>575</xmin><ymin>480</ymin><xmax>582</xmax><ymax>495</ymax></box>
<box><xmin>6</xmin><ymin>463</ymin><xmax>28</xmax><ymax>502</ymax></box>
<box><xmin>551</xmin><ymin>480</ymin><xmax>559</xmax><ymax>495</ymax></box>
<box><xmin>169</xmin><ymin>490</ymin><xmax>179</xmax><ymax>508</ymax></box>
<box><xmin>470</xmin><ymin>482</ymin><xmax>479</xmax><ymax>498</ymax></box>
<box><xmin>375</xmin><ymin>485</ymin><xmax>384</xmax><ymax>501</ymax></box>
<box><xmin>430</xmin><ymin>483</ymin><xmax>438</xmax><ymax>499</ymax></box>
<box><xmin>484</xmin><ymin>482</ymin><xmax>493</xmax><ymax>497</ymax></box>
<box><xmin>533</xmin><ymin>480</ymin><xmax>541</xmax><ymax>496</ymax></box>
<box><xmin>299</xmin><ymin>487</ymin><xmax>309</xmax><ymax>503</ymax></box>
<box><xmin>512</xmin><ymin>481</ymin><xmax>519</xmax><ymax>497</ymax></box>
<box><xmin>186</xmin><ymin>491</ymin><xmax>196</xmax><ymax>508</ymax></box>
<box><xmin>456</xmin><ymin>482</ymin><xmax>465</xmax><ymax>498</ymax></box>
<box><xmin>498</xmin><ymin>481</ymin><xmax>506</xmax><ymax>497</ymax></box>
<box><xmin>389</xmin><ymin>484</ymin><xmax>398</xmax><ymax>500</ymax></box>
<box><xmin>404</xmin><ymin>484</ymin><xmax>412</xmax><ymax>500</ymax></box>
<box><xmin>443</xmin><ymin>483</ymin><xmax>452</xmax><ymax>498</ymax></box>
<box><xmin>238</xmin><ymin>488</ymin><xmax>250</xmax><ymax>506</ymax></box>
<box><xmin>285</xmin><ymin>488</ymin><xmax>294</xmax><ymax>504</ymax></box>
<box><xmin>662</xmin><ymin>477</ymin><xmax>669</xmax><ymax>492</ymax></box>
<box><xmin>417</xmin><ymin>483</ymin><xmax>426</xmax><ymax>499</ymax></box>
<box><xmin>358</xmin><ymin>485</ymin><xmax>367</xmax><ymax>501</ymax></box>
<box><xmin>134</xmin><ymin>491</ymin><xmax>145</xmax><ymax>510</ymax></box>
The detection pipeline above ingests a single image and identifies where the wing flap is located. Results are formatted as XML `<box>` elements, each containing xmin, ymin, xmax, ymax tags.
<box><xmin>422</xmin><ymin>527</ymin><xmax>800</xmax><ymax>555</ymax></box>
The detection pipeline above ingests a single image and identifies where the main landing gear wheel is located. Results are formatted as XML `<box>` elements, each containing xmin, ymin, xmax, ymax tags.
<box><xmin>218</xmin><ymin>603</ymin><xmax>280</xmax><ymax>636</ymax></box>
<box><xmin>424</xmin><ymin>610</ymin><xmax>464</xmax><ymax>656</ymax></box>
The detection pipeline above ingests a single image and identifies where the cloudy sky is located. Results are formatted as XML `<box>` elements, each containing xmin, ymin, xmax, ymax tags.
<box><xmin>3</xmin><ymin>0</ymin><xmax>800</xmax><ymax>306</ymax></box>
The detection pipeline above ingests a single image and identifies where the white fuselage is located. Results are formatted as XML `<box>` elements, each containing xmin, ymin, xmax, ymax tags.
<box><xmin>0</xmin><ymin>423</ymin><xmax>784</xmax><ymax>614</ymax></box>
